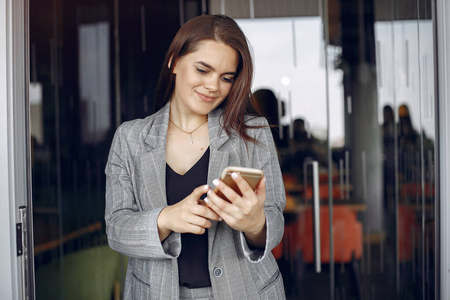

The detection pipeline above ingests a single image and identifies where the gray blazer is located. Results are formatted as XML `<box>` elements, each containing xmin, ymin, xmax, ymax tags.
<box><xmin>105</xmin><ymin>102</ymin><xmax>286</xmax><ymax>299</ymax></box>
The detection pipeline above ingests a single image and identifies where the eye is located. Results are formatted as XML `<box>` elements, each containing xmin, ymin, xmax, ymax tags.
<box><xmin>222</xmin><ymin>76</ymin><xmax>235</xmax><ymax>83</ymax></box>
<box><xmin>196</xmin><ymin>67</ymin><xmax>208</xmax><ymax>74</ymax></box>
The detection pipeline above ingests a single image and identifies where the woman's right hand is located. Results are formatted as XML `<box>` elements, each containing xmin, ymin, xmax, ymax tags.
<box><xmin>157</xmin><ymin>185</ymin><xmax>221</xmax><ymax>241</ymax></box>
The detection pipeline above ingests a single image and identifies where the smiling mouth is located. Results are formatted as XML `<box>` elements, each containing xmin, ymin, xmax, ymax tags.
<box><xmin>196</xmin><ymin>91</ymin><xmax>217</xmax><ymax>103</ymax></box>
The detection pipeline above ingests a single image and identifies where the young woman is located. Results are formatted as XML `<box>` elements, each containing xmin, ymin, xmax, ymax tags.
<box><xmin>105</xmin><ymin>14</ymin><xmax>286</xmax><ymax>300</ymax></box>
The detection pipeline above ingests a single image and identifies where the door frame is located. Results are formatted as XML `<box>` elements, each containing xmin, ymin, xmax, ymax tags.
<box><xmin>436</xmin><ymin>0</ymin><xmax>450</xmax><ymax>299</ymax></box>
<box><xmin>0</xmin><ymin>0</ymin><xmax>35</xmax><ymax>299</ymax></box>
<box><xmin>0</xmin><ymin>0</ymin><xmax>449</xmax><ymax>299</ymax></box>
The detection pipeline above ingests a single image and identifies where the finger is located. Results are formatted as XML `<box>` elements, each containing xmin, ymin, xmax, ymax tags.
<box><xmin>206</xmin><ymin>188</ymin><xmax>233</xmax><ymax>210</ymax></box>
<box><xmin>230</xmin><ymin>172</ymin><xmax>254</xmax><ymax>197</ymax></box>
<box><xmin>205</xmin><ymin>188</ymin><xmax>231</xmax><ymax>212</ymax></box>
<box><xmin>255</xmin><ymin>176</ymin><xmax>266</xmax><ymax>198</ymax></box>
<box><xmin>203</xmin><ymin>196</ymin><xmax>225</xmax><ymax>221</ymax></box>
<box><xmin>212</xmin><ymin>178</ymin><xmax>239</xmax><ymax>203</ymax></box>
<box><xmin>168</xmin><ymin>208</ymin><xmax>209</xmax><ymax>235</ymax></box>
<box><xmin>196</xmin><ymin>200</ymin><xmax>222</xmax><ymax>221</ymax></box>
<box><xmin>188</xmin><ymin>214</ymin><xmax>213</xmax><ymax>230</ymax></box>
<box><xmin>192</xmin><ymin>184</ymin><xmax>210</xmax><ymax>200</ymax></box>
<box><xmin>205</xmin><ymin>192</ymin><xmax>244</xmax><ymax>227</ymax></box>
<box><xmin>183</xmin><ymin>223</ymin><xmax>207</xmax><ymax>235</ymax></box>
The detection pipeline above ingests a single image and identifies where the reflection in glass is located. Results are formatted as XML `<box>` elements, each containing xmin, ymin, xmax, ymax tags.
<box><xmin>30</xmin><ymin>2</ymin><xmax>119</xmax><ymax>299</ymax></box>
<box><xmin>30</xmin><ymin>0</ymin><xmax>187</xmax><ymax>297</ymax></box>
<box><xmin>79</xmin><ymin>22</ymin><xmax>111</xmax><ymax>145</ymax></box>
<box><xmin>375</xmin><ymin>13</ymin><xmax>436</xmax><ymax>299</ymax></box>
<box><xmin>28</xmin><ymin>0</ymin><xmax>438</xmax><ymax>299</ymax></box>
<box><xmin>238</xmin><ymin>17</ymin><xmax>344</xmax><ymax>145</ymax></box>
<box><xmin>30</xmin><ymin>82</ymin><xmax>44</xmax><ymax>146</ymax></box>
<box><xmin>237</xmin><ymin>1</ymin><xmax>437</xmax><ymax>299</ymax></box>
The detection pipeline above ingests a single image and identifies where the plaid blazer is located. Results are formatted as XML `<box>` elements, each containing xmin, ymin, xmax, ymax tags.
<box><xmin>105</xmin><ymin>102</ymin><xmax>286</xmax><ymax>299</ymax></box>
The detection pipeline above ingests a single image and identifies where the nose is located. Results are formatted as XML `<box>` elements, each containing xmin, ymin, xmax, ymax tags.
<box><xmin>204</xmin><ymin>75</ymin><xmax>219</xmax><ymax>91</ymax></box>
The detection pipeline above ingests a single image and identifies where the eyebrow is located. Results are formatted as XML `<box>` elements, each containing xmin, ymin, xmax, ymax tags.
<box><xmin>196</xmin><ymin>61</ymin><xmax>236</xmax><ymax>76</ymax></box>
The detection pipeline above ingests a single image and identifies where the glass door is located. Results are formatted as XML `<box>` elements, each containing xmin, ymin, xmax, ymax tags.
<box><xmin>28</xmin><ymin>0</ymin><xmax>203</xmax><ymax>299</ymax></box>
<box><xmin>225</xmin><ymin>0</ymin><xmax>439</xmax><ymax>298</ymax></box>
<box><xmin>375</xmin><ymin>0</ymin><xmax>437</xmax><ymax>298</ymax></box>
<box><xmin>28</xmin><ymin>0</ymin><xmax>438</xmax><ymax>299</ymax></box>
<box><xmin>235</xmin><ymin>6</ymin><xmax>337</xmax><ymax>299</ymax></box>
<box><xmin>29</xmin><ymin>1</ymin><xmax>121</xmax><ymax>298</ymax></box>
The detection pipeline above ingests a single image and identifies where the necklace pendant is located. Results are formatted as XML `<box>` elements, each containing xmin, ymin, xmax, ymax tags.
<box><xmin>169</xmin><ymin>117</ymin><xmax>207</xmax><ymax>145</ymax></box>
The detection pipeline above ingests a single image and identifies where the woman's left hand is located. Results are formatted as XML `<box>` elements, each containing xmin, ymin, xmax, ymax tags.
<box><xmin>205</xmin><ymin>172</ymin><xmax>267</xmax><ymax>248</ymax></box>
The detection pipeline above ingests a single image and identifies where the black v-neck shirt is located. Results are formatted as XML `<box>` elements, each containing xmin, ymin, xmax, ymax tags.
<box><xmin>166</xmin><ymin>147</ymin><xmax>211</xmax><ymax>288</ymax></box>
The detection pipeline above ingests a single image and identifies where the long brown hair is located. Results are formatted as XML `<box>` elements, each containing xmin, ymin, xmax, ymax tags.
<box><xmin>154</xmin><ymin>14</ymin><xmax>259</xmax><ymax>142</ymax></box>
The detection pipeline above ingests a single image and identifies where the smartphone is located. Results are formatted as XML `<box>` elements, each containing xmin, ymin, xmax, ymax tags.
<box><xmin>215</xmin><ymin>166</ymin><xmax>264</xmax><ymax>200</ymax></box>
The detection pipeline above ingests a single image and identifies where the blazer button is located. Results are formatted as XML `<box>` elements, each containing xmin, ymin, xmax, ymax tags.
<box><xmin>213</xmin><ymin>267</ymin><xmax>223</xmax><ymax>278</ymax></box>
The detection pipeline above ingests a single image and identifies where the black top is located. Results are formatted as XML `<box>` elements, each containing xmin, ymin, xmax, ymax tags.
<box><xmin>166</xmin><ymin>147</ymin><xmax>211</xmax><ymax>288</ymax></box>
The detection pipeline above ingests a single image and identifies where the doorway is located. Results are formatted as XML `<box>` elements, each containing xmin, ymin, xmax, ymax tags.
<box><xmin>28</xmin><ymin>0</ymin><xmax>438</xmax><ymax>299</ymax></box>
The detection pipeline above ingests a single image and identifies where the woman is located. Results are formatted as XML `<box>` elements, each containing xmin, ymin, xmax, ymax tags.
<box><xmin>105</xmin><ymin>14</ymin><xmax>286</xmax><ymax>300</ymax></box>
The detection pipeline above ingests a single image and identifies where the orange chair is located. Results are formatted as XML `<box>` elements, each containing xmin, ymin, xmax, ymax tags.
<box><xmin>398</xmin><ymin>205</ymin><xmax>419</xmax><ymax>262</ymax></box>
<box><xmin>295</xmin><ymin>206</ymin><xmax>363</xmax><ymax>263</ymax></box>
<box><xmin>401</xmin><ymin>182</ymin><xmax>435</xmax><ymax>198</ymax></box>
<box><xmin>272</xmin><ymin>241</ymin><xmax>283</xmax><ymax>260</ymax></box>
<box><xmin>303</xmin><ymin>185</ymin><xmax>348</xmax><ymax>201</ymax></box>
<box><xmin>288</xmin><ymin>206</ymin><xmax>363</xmax><ymax>299</ymax></box>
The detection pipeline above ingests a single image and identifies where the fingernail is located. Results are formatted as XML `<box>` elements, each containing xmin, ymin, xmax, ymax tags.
<box><xmin>204</xmin><ymin>197</ymin><xmax>209</xmax><ymax>204</ymax></box>
<box><xmin>207</xmin><ymin>189</ymin><xmax>211</xmax><ymax>196</ymax></box>
<box><xmin>212</xmin><ymin>179</ymin><xmax>220</xmax><ymax>187</ymax></box>
<box><xmin>219</xmin><ymin>217</ymin><xmax>223</xmax><ymax>221</ymax></box>
<box><xmin>203</xmin><ymin>185</ymin><xmax>209</xmax><ymax>191</ymax></box>
<box><xmin>231</xmin><ymin>172</ymin><xmax>238</xmax><ymax>179</ymax></box>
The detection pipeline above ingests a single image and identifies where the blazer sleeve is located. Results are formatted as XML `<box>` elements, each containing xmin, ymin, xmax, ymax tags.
<box><xmin>104</xmin><ymin>124</ymin><xmax>181</xmax><ymax>260</ymax></box>
<box><xmin>240</xmin><ymin>119</ymin><xmax>286</xmax><ymax>262</ymax></box>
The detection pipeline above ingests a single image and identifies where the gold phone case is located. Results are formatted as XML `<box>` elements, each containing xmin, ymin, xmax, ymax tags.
<box><xmin>215</xmin><ymin>166</ymin><xmax>264</xmax><ymax>199</ymax></box>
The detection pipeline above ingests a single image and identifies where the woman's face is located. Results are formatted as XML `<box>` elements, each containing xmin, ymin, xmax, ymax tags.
<box><xmin>171</xmin><ymin>40</ymin><xmax>239</xmax><ymax>116</ymax></box>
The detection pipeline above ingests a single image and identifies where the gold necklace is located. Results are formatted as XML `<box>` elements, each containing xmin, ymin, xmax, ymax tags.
<box><xmin>169</xmin><ymin>117</ymin><xmax>208</xmax><ymax>144</ymax></box>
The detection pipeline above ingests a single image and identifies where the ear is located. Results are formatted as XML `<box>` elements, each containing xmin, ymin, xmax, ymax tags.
<box><xmin>168</xmin><ymin>55</ymin><xmax>180</xmax><ymax>75</ymax></box>
<box><xmin>168</xmin><ymin>54</ymin><xmax>174</xmax><ymax>69</ymax></box>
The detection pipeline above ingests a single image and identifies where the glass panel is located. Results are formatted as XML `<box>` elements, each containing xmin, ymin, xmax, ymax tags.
<box><xmin>330</xmin><ymin>0</ymin><xmax>382</xmax><ymax>299</ymax></box>
<box><xmin>375</xmin><ymin>0</ymin><xmax>437</xmax><ymax>298</ymax></box>
<box><xmin>29</xmin><ymin>0</ymin><xmax>438</xmax><ymax>298</ymax></box>
<box><xmin>29</xmin><ymin>0</ymin><xmax>184</xmax><ymax>299</ymax></box>
<box><xmin>236</xmin><ymin>13</ymin><xmax>333</xmax><ymax>300</ymax></box>
<box><xmin>393</xmin><ymin>17</ymin><xmax>423</xmax><ymax>300</ymax></box>
<box><xmin>374</xmin><ymin>5</ymin><xmax>399</xmax><ymax>299</ymax></box>
<box><xmin>222</xmin><ymin>0</ymin><xmax>438</xmax><ymax>299</ymax></box>
<box><xmin>417</xmin><ymin>0</ymin><xmax>436</xmax><ymax>298</ymax></box>
<box><xmin>30</xmin><ymin>1</ymin><xmax>118</xmax><ymax>299</ymax></box>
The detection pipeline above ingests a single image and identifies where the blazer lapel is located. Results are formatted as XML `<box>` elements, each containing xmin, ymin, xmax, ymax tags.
<box><xmin>207</xmin><ymin>107</ymin><xmax>231</xmax><ymax>186</ymax></box>
<box><xmin>207</xmin><ymin>108</ymin><xmax>231</xmax><ymax>254</ymax></box>
<box><xmin>141</xmin><ymin>147</ymin><xmax>167</xmax><ymax>209</ymax></box>
<box><xmin>140</xmin><ymin>103</ymin><xmax>170</xmax><ymax>210</ymax></box>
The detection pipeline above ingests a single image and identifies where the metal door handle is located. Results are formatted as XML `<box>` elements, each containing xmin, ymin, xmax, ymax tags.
<box><xmin>312</xmin><ymin>161</ymin><xmax>321</xmax><ymax>273</ymax></box>
<box><xmin>339</xmin><ymin>158</ymin><xmax>344</xmax><ymax>200</ymax></box>
<box><xmin>18</xmin><ymin>206</ymin><xmax>30</xmax><ymax>299</ymax></box>
<box><xmin>345</xmin><ymin>150</ymin><xmax>350</xmax><ymax>200</ymax></box>
<box><xmin>303</xmin><ymin>159</ymin><xmax>310</xmax><ymax>205</ymax></box>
